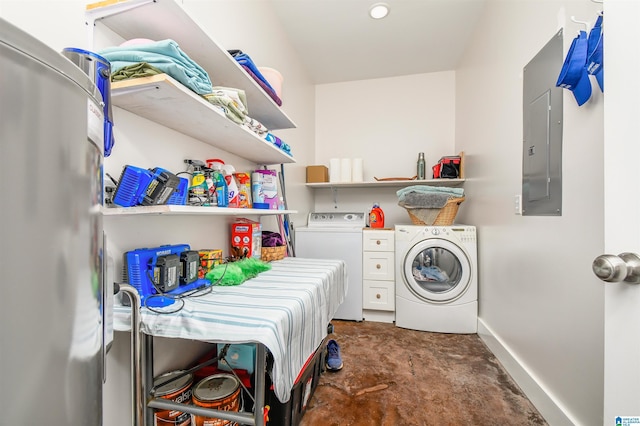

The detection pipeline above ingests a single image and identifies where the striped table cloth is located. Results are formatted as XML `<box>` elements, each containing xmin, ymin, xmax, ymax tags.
<box><xmin>113</xmin><ymin>257</ymin><xmax>347</xmax><ymax>402</ymax></box>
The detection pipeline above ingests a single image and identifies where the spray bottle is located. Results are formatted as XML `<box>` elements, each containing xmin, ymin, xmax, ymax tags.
<box><xmin>185</xmin><ymin>159</ymin><xmax>209</xmax><ymax>206</ymax></box>
<box><xmin>213</xmin><ymin>164</ymin><xmax>228</xmax><ymax>207</ymax></box>
<box><xmin>369</xmin><ymin>203</ymin><xmax>385</xmax><ymax>228</ymax></box>
<box><xmin>205</xmin><ymin>158</ymin><xmax>229</xmax><ymax>208</ymax></box>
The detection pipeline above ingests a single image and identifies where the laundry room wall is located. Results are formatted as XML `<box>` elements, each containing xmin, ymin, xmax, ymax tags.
<box><xmin>0</xmin><ymin>1</ymin><xmax>316</xmax><ymax>425</ymax></box>
<box><xmin>313</xmin><ymin>72</ymin><xmax>457</xmax><ymax>224</ymax></box>
<box><xmin>454</xmin><ymin>1</ymin><xmax>605</xmax><ymax>425</ymax></box>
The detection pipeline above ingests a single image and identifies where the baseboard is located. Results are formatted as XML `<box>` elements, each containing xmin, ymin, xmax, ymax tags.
<box><xmin>363</xmin><ymin>309</ymin><xmax>395</xmax><ymax>323</ymax></box>
<box><xmin>477</xmin><ymin>319</ymin><xmax>576</xmax><ymax>426</ymax></box>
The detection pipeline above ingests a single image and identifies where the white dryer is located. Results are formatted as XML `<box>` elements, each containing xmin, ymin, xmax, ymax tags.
<box><xmin>395</xmin><ymin>224</ymin><xmax>477</xmax><ymax>334</ymax></box>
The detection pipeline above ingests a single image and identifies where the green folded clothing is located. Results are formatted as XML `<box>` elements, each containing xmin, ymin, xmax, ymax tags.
<box><xmin>111</xmin><ymin>62</ymin><xmax>164</xmax><ymax>81</ymax></box>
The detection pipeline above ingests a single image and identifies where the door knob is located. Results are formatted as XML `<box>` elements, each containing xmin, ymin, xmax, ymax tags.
<box><xmin>592</xmin><ymin>252</ymin><xmax>640</xmax><ymax>284</ymax></box>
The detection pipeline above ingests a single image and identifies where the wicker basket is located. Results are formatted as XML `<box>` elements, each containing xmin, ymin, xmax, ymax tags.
<box><xmin>404</xmin><ymin>196</ymin><xmax>465</xmax><ymax>226</ymax></box>
<box><xmin>261</xmin><ymin>245</ymin><xmax>287</xmax><ymax>262</ymax></box>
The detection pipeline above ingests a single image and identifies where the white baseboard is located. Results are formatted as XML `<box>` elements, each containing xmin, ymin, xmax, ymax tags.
<box><xmin>363</xmin><ymin>310</ymin><xmax>395</xmax><ymax>323</ymax></box>
<box><xmin>477</xmin><ymin>319</ymin><xmax>576</xmax><ymax>426</ymax></box>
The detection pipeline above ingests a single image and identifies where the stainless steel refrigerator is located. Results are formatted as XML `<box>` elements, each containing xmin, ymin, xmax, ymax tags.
<box><xmin>0</xmin><ymin>18</ymin><xmax>106</xmax><ymax>425</ymax></box>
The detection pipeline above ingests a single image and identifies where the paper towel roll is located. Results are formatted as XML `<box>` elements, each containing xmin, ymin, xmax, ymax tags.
<box><xmin>329</xmin><ymin>158</ymin><xmax>341</xmax><ymax>183</ymax></box>
<box><xmin>352</xmin><ymin>158</ymin><xmax>363</xmax><ymax>182</ymax></box>
<box><xmin>340</xmin><ymin>158</ymin><xmax>352</xmax><ymax>182</ymax></box>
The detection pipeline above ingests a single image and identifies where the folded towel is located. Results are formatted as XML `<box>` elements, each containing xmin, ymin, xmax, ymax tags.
<box><xmin>99</xmin><ymin>39</ymin><xmax>212</xmax><ymax>94</ymax></box>
<box><xmin>202</xmin><ymin>87</ymin><xmax>249</xmax><ymax>124</ymax></box>
<box><xmin>111</xmin><ymin>62</ymin><xmax>164</xmax><ymax>81</ymax></box>
<box><xmin>397</xmin><ymin>185</ymin><xmax>464</xmax><ymax>200</ymax></box>
<box><xmin>242</xmin><ymin>64</ymin><xmax>283</xmax><ymax>106</ymax></box>
<box><xmin>243</xmin><ymin>116</ymin><xmax>269</xmax><ymax>137</ymax></box>
<box><xmin>265</xmin><ymin>133</ymin><xmax>291</xmax><ymax>155</ymax></box>
<box><xmin>228</xmin><ymin>49</ymin><xmax>276</xmax><ymax>92</ymax></box>
<box><xmin>398</xmin><ymin>192</ymin><xmax>451</xmax><ymax>209</ymax></box>
<box><xmin>211</xmin><ymin>86</ymin><xmax>248</xmax><ymax>113</ymax></box>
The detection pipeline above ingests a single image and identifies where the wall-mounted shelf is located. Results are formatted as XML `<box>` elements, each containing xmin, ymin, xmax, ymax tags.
<box><xmin>111</xmin><ymin>74</ymin><xmax>294</xmax><ymax>165</ymax></box>
<box><xmin>306</xmin><ymin>179</ymin><xmax>465</xmax><ymax>189</ymax></box>
<box><xmin>86</xmin><ymin>0</ymin><xmax>296</xmax><ymax>131</ymax></box>
<box><xmin>102</xmin><ymin>205</ymin><xmax>297</xmax><ymax>217</ymax></box>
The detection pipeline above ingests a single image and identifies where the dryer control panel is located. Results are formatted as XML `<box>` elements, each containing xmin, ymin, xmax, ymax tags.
<box><xmin>307</xmin><ymin>212</ymin><xmax>366</xmax><ymax>228</ymax></box>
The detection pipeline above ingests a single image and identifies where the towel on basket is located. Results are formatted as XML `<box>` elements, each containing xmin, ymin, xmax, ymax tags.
<box><xmin>397</xmin><ymin>185</ymin><xmax>464</xmax><ymax>208</ymax></box>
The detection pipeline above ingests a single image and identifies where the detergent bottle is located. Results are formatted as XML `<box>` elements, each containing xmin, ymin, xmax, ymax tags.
<box><xmin>369</xmin><ymin>203</ymin><xmax>385</xmax><ymax>228</ymax></box>
<box><xmin>223</xmin><ymin>164</ymin><xmax>240</xmax><ymax>208</ymax></box>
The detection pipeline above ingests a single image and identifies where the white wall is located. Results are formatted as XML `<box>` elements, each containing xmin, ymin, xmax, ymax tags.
<box><xmin>1</xmin><ymin>1</ymin><xmax>316</xmax><ymax>425</ymax></box>
<box><xmin>313</xmin><ymin>72</ymin><xmax>457</xmax><ymax>225</ymax></box>
<box><xmin>312</xmin><ymin>1</ymin><xmax>606</xmax><ymax>424</ymax></box>
<box><xmin>455</xmin><ymin>1</ymin><xmax>605</xmax><ymax>425</ymax></box>
<box><xmin>2</xmin><ymin>0</ymin><xmax>610</xmax><ymax>424</ymax></box>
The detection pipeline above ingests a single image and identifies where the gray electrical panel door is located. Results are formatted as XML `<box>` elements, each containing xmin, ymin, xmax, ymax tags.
<box><xmin>523</xmin><ymin>29</ymin><xmax>563</xmax><ymax>216</ymax></box>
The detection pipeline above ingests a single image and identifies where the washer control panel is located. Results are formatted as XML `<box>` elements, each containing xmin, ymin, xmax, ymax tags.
<box><xmin>307</xmin><ymin>212</ymin><xmax>366</xmax><ymax>228</ymax></box>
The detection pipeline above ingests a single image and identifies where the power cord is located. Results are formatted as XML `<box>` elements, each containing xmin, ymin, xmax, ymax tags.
<box><xmin>142</xmin><ymin>261</ymin><xmax>229</xmax><ymax>315</ymax></box>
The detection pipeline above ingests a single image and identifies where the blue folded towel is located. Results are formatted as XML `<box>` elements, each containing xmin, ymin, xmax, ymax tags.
<box><xmin>232</xmin><ymin>52</ymin><xmax>276</xmax><ymax>93</ymax></box>
<box><xmin>99</xmin><ymin>39</ymin><xmax>212</xmax><ymax>94</ymax></box>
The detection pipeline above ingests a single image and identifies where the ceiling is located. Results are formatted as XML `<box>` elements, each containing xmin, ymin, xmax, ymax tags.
<box><xmin>269</xmin><ymin>0</ymin><xmax>487</xmax><ymax>85</ymax></box>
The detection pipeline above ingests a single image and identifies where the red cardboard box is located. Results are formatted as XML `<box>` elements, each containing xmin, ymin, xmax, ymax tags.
<box><xmin>231</xmin><ymin>219</ymin><xmax>262</xmax><ymax>259</ymax></box>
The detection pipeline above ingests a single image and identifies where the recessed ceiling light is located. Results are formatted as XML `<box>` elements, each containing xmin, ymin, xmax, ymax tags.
<box><xmin>369</xmin><ymin>3</ymin><xmax>389</xmax><ymax>19</ymax></box>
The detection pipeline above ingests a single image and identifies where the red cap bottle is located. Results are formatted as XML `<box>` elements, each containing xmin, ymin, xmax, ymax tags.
<box><xmin>369</xmin><ymin>203</ymin><xmax>385</xmax><ymax>228</ymax></box>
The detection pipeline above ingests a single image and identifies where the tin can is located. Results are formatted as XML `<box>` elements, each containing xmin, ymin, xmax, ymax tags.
<box><xmin>153</xmin><ymin>370</ymin><xmax>193</xmax><ymax>426</ymax></box>
<box><xmin>192</xmin><ymin>374</ymin><xmax>241</xmax><ymax>426</ymax></box>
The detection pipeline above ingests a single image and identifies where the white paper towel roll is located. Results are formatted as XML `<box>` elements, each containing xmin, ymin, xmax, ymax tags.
<box><xmin>352</xmin><ymin>158</ymin><xmax>363</xmax><ymax>182</ymax></box>
<box><xmin>329</xmin><ymin>158</ymin><xmax>341</xmax><ymax>182</ymax></box>
<box><xmin>340</xmin><ymin>158</ymin><xmax>352</xmax><ymax>182</ymax></box>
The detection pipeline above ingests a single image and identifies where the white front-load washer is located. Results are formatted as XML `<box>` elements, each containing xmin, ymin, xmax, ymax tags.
<box><xmin>395</xmin><ymin>224</ymin><xmax>477</xmax><ymax>333</ymax></box>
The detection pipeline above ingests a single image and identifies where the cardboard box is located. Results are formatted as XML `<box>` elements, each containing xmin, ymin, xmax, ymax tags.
<box><xmin>218</xmin><ymin>344</ymin><xmax>256</xmax><ymax>374</ymax></box>
<box><xmin>197</xmin><ymin>249</ymin><xmax>223</xmax><ymax>278</ymax></box>
<box><xmin>306</xmin><ymin>165</ymin><xmax>328</xmax><ymax>183</ymax></box>
<box><xmin>231</xmin><ymin>219</ymin><xmax>262</xmax><ymax>259</ymax></box>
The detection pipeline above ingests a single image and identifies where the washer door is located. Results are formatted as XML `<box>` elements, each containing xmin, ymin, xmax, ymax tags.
<box><xmin>402</xmin><ymin>238</ymin><xmax>471</xmax><ymax>303</ymax></box>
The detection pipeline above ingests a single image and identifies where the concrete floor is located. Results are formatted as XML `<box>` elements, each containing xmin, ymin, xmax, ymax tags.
<box><xmin>299</xmin><ymin>320</ymin><xmax>547</xmax><ymax>426</ymax></box>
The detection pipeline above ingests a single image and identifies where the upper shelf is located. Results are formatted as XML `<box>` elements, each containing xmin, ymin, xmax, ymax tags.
<box><xmin>306</xmin><ymin>179</ymin><xmax>465</xmax><ymax>189</ymax></box>
<box><xmin>102</xmin><ymin>205</ymin><xmax>297</xmax><ymax>217</ymax></box>
<box><xmin>86</xmin><ymin>0</ymin><xmax>296</xmax><ymax>131</ymax></box>
<box><xmin>110</xmin><ymin>74</ymin><xmax>295</xmax><ymax>165</ymax></box>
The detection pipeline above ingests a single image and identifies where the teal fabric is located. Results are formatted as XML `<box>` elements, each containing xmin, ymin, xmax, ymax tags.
<box><xmin>99</xmin><ymin>39</ymin><xmax>212</xmax><ymax>94</ymax></box>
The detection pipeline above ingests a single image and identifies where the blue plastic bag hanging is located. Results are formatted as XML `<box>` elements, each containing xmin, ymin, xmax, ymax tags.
<box><xmin>587</xmin><ymin>14</ymin><xmax>604</xmax><ymax>92</ymax></box>
<box><xmin>556</xmin><ymin>30</ymin><xmax>591</xmax><ymax>106</ymax></box>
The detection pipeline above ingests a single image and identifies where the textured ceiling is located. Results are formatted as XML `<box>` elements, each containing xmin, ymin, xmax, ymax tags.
<box><xmin>269</xmin><ymin>0</ymin><xmax>487</xmax><ymax>84</ymax></box>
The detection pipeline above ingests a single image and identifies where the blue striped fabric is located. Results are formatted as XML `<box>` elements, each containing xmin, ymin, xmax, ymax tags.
<box><xmin>113</xmin><ymin>257</ymin><xmax>347</xmax><ymax>402</ymax></box>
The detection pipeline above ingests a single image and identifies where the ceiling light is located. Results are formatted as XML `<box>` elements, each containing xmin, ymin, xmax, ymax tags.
<box><xmin>369</xmin><ymin>3</ymin><xmax>389</xmax><ymax>19</ymax></box>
